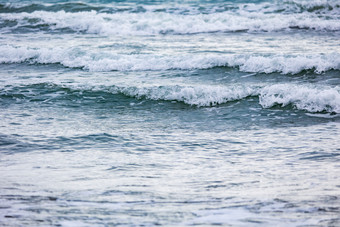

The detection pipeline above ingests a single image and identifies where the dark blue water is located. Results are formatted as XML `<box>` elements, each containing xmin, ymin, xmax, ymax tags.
<box><xmin>1</xmin><ymin>0</ymin><xmax>340</xmax><ymax>226</ymax></box>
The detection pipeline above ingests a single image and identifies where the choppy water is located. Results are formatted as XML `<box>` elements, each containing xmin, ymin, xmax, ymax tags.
<box><xmin>1</xmin><ymin>0</ymin><xmax>340</xmax><ymax>226</ymax></box>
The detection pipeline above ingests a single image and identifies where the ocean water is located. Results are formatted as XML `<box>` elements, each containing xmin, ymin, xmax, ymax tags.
<box><xmin>1</xmin><ymin>0</ymin><xmax>340</xmax><ymax>226</ymax></box>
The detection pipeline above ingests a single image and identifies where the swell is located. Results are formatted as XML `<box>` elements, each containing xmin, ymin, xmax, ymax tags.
<box><xmin>2</xmin><ymin>82</ymin><xmax>340</xmax><ymax>113</ymax></box>
<box><xmin>1</xmin><ymin>45</ymin><xmax>339</xmax><ymax>74</ymax></box>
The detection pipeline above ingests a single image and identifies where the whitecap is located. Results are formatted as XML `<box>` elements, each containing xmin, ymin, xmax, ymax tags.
<box><xmin>259</xmin><ymin>84</ymin><xmax>340</xmax><ymax>113</ymax></box>
<box><xmin>1</xmin><ymin>6</ymin><xmax>339</xmax><ymax>35</ymax></box>
<box><xmin>1</xmin><ymin>45</ymin><xmax>339</xmax><ymax>74</ymax></box>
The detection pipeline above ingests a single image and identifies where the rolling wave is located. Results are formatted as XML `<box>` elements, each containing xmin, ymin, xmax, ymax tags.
<box><xmin>2</xmin><ymin>82</ymin><xmax>340</xmax><ymax>113</ymax></box>
<box><xmin>1</xmin><ymin>45</ymin><xmax>339</xmax><ymax>74</ymax></box>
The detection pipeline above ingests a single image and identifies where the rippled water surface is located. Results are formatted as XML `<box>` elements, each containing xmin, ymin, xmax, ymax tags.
<box><xmin>1</xmin><ymin>0</ymin><xmax>340</xmax><ymax>226</ymax></box>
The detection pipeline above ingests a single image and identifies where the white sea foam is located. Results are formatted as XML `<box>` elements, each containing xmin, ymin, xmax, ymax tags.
<box><xmin>0</xmin><ymin>6</ymin><xmax>339</xmax><ymax>35</ymax></box>
<box><xmin>228</xmin><ymin>55</ymin><xmax>340</xmax><ymax>74</ymax></box>
<box><xmin>259</xmin><ymin>84</ymin><xmax>340</xmax><ymax>113</ymax></box>
<box><xmin>1</xmin><ymin>45</ymin><xmax>339</xmax><ymax>74</ymax></box>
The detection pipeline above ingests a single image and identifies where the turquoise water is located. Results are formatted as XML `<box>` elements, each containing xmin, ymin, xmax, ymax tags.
<box><xmin>1</xmin><ymin>0</ymin><xmax>340</xmax><ymax>226</ymax></box>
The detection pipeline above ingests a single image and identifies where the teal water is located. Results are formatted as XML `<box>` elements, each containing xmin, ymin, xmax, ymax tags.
<box><xmin>1</xmin><ymin>0</ymin><xmax>340</xmax><ymax>226</ymax></box>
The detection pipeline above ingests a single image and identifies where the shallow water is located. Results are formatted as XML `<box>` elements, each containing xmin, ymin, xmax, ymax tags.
<box><xmin>1</xmin><ymin>0</ymin><xmax>340</xmax><ymax>226</ymax></box>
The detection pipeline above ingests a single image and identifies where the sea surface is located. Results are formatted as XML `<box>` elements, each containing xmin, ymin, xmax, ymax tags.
<box><xmin>1</xmin><ymin>0</ymin><xmax>340</xmax><ymax>226</ymax></box>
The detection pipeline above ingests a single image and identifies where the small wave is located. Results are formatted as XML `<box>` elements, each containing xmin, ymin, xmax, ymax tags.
<box><xmin>0</xmin><ymin>45</ymin><xmax>339</xmax><ymax>74</ymax></box>
<box><xmin>2</xmin><ymin>83</ymin><xmax>340</xmax><ymax>113</ymax></box>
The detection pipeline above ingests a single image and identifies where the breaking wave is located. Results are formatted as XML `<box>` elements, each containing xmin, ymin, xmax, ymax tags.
<box><xmin>0</xmin><ymin>45</ymin><xmax>339</xmax><ymax>74</ymax></box>
<box><xmin>0</xmin><ymin>0</ymin><xmax>339</xmax><ymax>34</ymax></box>
<box><xmin>259</xmin><ymin>84</ymin><xmax>340</xmax><ymax>113</ymax></box>
<box><xmin>2</xmin><ymin>82</ymin><xmax>340</xmax><ymax>113</ymax></box>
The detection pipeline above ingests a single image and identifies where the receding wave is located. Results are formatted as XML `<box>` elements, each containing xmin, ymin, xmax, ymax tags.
<box><xmin>1</xmin><ymin>45</ymin><xmax>339</xmax><ymax>74</ymax></box>
<box><xmin>2</xmin><ymin>83</ymin><xmax>340</xmax><ymax>113</ymax></box>
<box><xmin>0</xmin><ymin>1</ymin><xmax>339</xmax><ymax>34</ymax></box>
